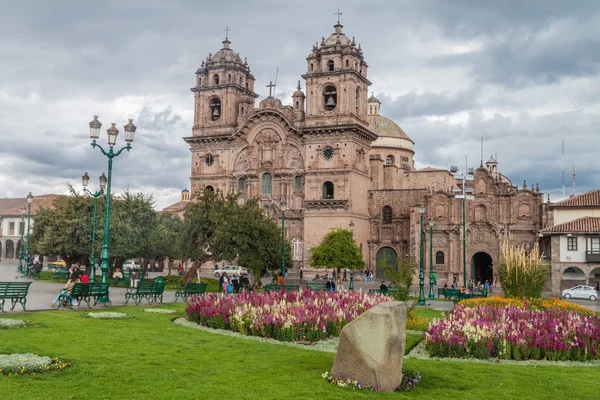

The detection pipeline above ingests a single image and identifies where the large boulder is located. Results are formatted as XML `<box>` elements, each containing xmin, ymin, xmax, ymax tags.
<box><xmin>330</xmin><ymin>301</ymin><xmax>407</xmax><ymax>392</ymax></box>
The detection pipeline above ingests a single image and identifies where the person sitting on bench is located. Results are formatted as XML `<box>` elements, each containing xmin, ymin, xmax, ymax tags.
<box><xmin>112</xmin><ymin>268</ymin><xmax>123</xmax><ymax>285</ymax></box>
<box><xmin>51</xmin><ymin>271</ymin><xmax>81</xmax><ymax>307</ymax></box>
<box><xmin>380</xmin><ymin>281</ymin><xmax>388</xmax><ymax>291</ymax></box>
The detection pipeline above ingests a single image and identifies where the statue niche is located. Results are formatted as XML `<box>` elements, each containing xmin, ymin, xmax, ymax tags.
<box><xmin>254</xmin><ymin>128</ymin><xmax>280</xmax><ymax>166</ymax></box>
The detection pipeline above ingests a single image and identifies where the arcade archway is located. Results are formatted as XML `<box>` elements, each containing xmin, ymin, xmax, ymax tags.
<box><xmin>472</xmin><ymin>252</ymin><xmax>493</xmax><ymax>283</ymax></box>
<box><xmin>376</xmin><ymin>247</ymin><xmax>398</xmax><ymax>279</ymax></box>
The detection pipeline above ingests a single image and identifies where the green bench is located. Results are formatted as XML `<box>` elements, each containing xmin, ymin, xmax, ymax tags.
<box><xmin>121</xmin><ymin>272</ymin><xmax>145</xmax><ymax>288</ymax></box>
<box><xmin>307</xmin><ymin>282</ymin><xmax>328</xmax><ymax>291</ymax></box>
<box><xmin>263</xmin><ymin>284</ymin><xmax>300</xmax><ymax>292</ymax></box>
<box><xmin>175</xmin><ymin>283</ymin><xmax>207</xmax><ymax>302</ymax></box>
<box><xmin>53</xmin><ymin>268</ymin><xmax>70</xmax><ymax>282</ymax></box>
<box><xmin>0</xmin><ymin>282</ymin><xmax>31</xmax><ymax>312</ymax></box>
<box><xmin>125</xmin><ymin>280</ymin><xmax>166</xmax><ymax>305</ymax></box>
<box><xmin>454</xmin><ymin>290</ymin><xmax>489</xmax><ymax>304</ymax></box>
<box><xmin>369</xmin><ymin>288</ymin><xmax>398</xmax><ymax>296</ymax></box>
<box><xmin>57</xmin><ymin>282</ymin><xmax>111</xmax><ymax>309</ymax></box>
<box><xmin>438</xmin><ymin>288</ymin><xmax>461</xmax><ymax>300</ymax></box>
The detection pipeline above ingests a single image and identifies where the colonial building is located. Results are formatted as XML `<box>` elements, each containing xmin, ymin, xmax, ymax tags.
<box><xmin>173</xmin><ymin>22</ymin><xmax>545</xmax><ymax>286</ymax></box>
<box><xmin>0</xmin><ymin>194</ymin><xmax>57</xmax><ymax>263</ymax></box>
<box><xmin>540</xmin><ymin>189</ymin><xmax>600</xmax><ymax>293</ymax></box>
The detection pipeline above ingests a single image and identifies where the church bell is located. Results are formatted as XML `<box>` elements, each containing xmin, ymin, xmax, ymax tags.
<box><xmin>212</xmin><ymin>107</ymin><xmax>220</xmax><ymax>117</ymax></box>
<box><xmin>326</xmin><ymin>95</ymin><xmax>336</xmax><ymax>107</ymax></box>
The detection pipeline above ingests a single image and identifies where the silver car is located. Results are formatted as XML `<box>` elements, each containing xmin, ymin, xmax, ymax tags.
<box><xmin>214</xmin><ymin>265</ymin><xmax>248</xmax><ymax>277</ymax></box>
<box><xmin>562</xmin><ymin>285</ymin><xmax>597</xmax><ymax>301</ymax></box>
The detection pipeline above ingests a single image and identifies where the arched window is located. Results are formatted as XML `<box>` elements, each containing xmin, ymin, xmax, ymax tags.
<box><xmin>382</xmin><ymin>206</ymin><xmax>393</xmax><ymax>224</ymax></box>
<box><xmin>239</xmin><ymin>76</ymin><xmax>243</xmax><ymax>85</ymax></box>
<box><xmin>213</xmin><ymin>74</ymin><xmax>219</xmax><ymax>85</ymax></box>
<box><xmin>322</xmin><ymin>181</ymin><xmax>334</xmax><ymax>199</ymax></box>
<box><xmin>355</xmin><ymin>87</ymin><xmax>360</xmax><ymax>113</ymax></box>
<box><xmin>295</xmin><ymin>101</ymin><xmax>299</xmax><ymax>110</ymax></box>
<box><xmin>209</xmin><ymin>97</ymin><xmax>221</xmax><ymax>121</ymax></box>
<box><xmin>327</xmin><ymin>60</ymin><xmax>334</xmax><ymax>71</ymax></box>
<box><xmin>295</xmin><ymin>175</ymin><xmax>302</xmax><ymax>189</ymax></box>
<box><xmin>310</xmin><ymin>63</ymin><xmax>314</xmax><ymax>71</ymax></box>
<box><xmin>436</xmin><ymin>251</ymin><xmax>445</xmax><ymax>265</ymax></box>
<box><xmin>262</xmin><ymin>173</ymin><xmax>272</xmax><ymax>194</ymax></box>
<box><xmin>238</xmin><ymin>177</ymin><xmax>245</xmax><ymax>191</ymax></box>
<box><xmin>245</xmin><ymin>82</ymin><xmax>249</xmax><ymax>89</ymax></box>
<box><xmin>198</xmin><ymin>77</ymin><xmax>202</xmax><ymax>86</ymax></box>
<box><xmin>206</xmin><ymin>185</ymin><xmax>214</xmax><ymax>192</ymax></box>
<box><xmin>386</xmin><ymin>155</ymin><xmax>394</xmax><ymax>165</ymax></box>
<box><xmin>345</xmin><ymin>59</ymin><xmax>349</xmax><ymax>67</ymax></box>
<box><xmin>323</xmin><ymin>85</ymin><xmax>337</xmax><ymax>111</ymax></box>
<box><xmin>228</xmin><ymin>73</ymin><xmax>232</xmax><ymax>82</ymax></box>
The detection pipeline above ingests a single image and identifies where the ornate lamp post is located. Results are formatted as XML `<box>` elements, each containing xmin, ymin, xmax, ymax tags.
<box><xmin>280</xmin><ymin>201</ymin><xmax>287</xmax><ymax>278</ymax></box>
<box><xmin>452</xmin><ymin>157</ymin><xmax>474</xmax><ymax>288</ymax></box>
<box><xmin>82</xmin><ymin>172</ymin><xmax>107</xmax><ymax>283</ymax></box>
<box><xmin>17</xmin><ymin>207</ymin><xmax>26</xmax><ymax>273</ymax></box>
<box><xmin>349</xmin><ymin>220</ymin><xmax>355</xmax><ymax>291</ymax></box>
<box><xmin>24</xmin><ymin>192</ymin><xmax>33</xmax><ymax>277</ymax></box>
<box><xmin>89</xmin><ymin>115</ymin><xmax>137</xmax><ymax>283</ymax></box>
<box><xmin>418</xmin><ymin>206</ymin><xmax>426</xmax><ymax>306</ymax></box>
<box><xmin>428</xmin><ymin>219</ymin><xmax>435</xmax><ymax>300</ymax></box>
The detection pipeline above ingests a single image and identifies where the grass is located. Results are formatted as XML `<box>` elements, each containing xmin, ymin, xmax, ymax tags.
<box><xmin>0</xmin><ymin>305</ymin><xmax>597</xmax><ymax>399</ymax></box>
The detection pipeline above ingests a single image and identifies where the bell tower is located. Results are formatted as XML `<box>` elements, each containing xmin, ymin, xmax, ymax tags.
<box><xmin>191</xmin><ymin>34</ymin><xmax>258</xmax><ymax>136</ymax></box>
<box><xmin>302</xmin><ymin>22</ymin><xmax>370</xmax><ymax>128</ymax></box>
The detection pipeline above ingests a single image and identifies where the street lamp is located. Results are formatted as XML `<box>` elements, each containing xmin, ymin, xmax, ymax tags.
<box><xmin>24</xmin><ymin>192</ymin><xmax>33</xmax><ymax>277</ymax></box>
<box><xmin>280</xmin><ymin>201</ymin><xmax>287</xmax><ymax>279</ymax></box>
<box><xmin>452</xmin><ymin>157</ymin><xmax>475</xmax><ymax>288</ymax></box>
<box><xmin>89</xmin><ymin>115</ymin><xmax>137</xmax><ymax>284</ymax></box>
<box><xmin>82</xmin><ymin>172</ymin><xmax>106</xmax><ymax>282</ymax></box>
<box><xmin>428</xmin><ymin>219</ymin><xmax>435</xmax><ymax>300</ymax></box>
<box><xmin>349</xmin><ymin>220</ymin><xmax>355</xmax><ymax>291</ymax></box>
<box><xmin>17</xmin><ymin>207</ymin><xmax>25</xmax><ymax>273</ymax></box>
<box><xmin>418</xmin><ymin>206</ymin><xmax>426</xmax><ymax>306</ymax></box>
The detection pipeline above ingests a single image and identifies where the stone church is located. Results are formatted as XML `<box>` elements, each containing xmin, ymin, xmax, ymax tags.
<box><xmin>170</xmin><ymin>22</ymin><xmax>545</xmax><ymax>285</ymax></box>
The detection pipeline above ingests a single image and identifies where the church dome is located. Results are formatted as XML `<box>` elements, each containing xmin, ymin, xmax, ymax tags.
<box><xmin>207</xmin><ymin>39</ymin><xmax>244</xmax><ymax>66</ymax></box>
<box><xmin>323</xmin><ymin>24</ymin><xmax>353</xmax><ymax>46</ymax></box>
<box><xmin>367</xmin><ymin>115</ymin><xmax>413</xmax><ymax>142</ymax></box>
<box><xmin>367</xmin><ymin>94</ymin><xmax>414</xmax><ymax>151</ymax></box>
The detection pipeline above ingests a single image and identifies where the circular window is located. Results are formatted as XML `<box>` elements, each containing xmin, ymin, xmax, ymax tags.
<box><xmin>205</xmin><ymin>154</ymin><xmax>214</xmax><ymax>166</ymax></box>
<box><xmin>323</xmin><ymin>146</ymin><xmax>334</xmax><ymax>160</ymax></box>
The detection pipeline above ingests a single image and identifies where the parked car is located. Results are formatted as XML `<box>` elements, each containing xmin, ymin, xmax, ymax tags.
<box><xmin>562</xmin><ymin>285</ymin><xmax>597</xmax><ymax>301</ymax></box>
<box><xmin>122</xmin><ymin>259</ymin><xmax>141</xmax><ymax>271</ymax></box>
<box><xmin>214</xmin><ymin>265</ymin><xmax>248</xmax><ymax>277</ymax></box>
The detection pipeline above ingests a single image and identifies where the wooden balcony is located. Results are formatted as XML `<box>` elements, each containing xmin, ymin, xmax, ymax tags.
<box><xmin>586</xmin><ymin>251</ymin><xmax>600</xmax><ymax>263</ymax></box>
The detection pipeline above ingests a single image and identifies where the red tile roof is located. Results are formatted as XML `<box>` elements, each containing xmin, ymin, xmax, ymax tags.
<box><xmin>541</xmin><ymin>217</ymin><xmax>600</xmax><ymax>234</ymax></box>
<box><xmin>552</xmin><ymin>189</ymin><xmax>600</xmax><ymax>208</ymax></box>
<box><xmin>0</xmin><ymin>194</ymin><xmax>59</xmax><ymax>217</ymax></box>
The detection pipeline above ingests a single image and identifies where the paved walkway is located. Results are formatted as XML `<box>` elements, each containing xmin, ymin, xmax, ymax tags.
<box><xmin>0</xmin><ymin>263</ymin><xmax>178</xmax><ymax>313</ymax></box>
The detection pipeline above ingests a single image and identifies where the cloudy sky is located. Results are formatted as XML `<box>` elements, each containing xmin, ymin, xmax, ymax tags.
<box><xmin>1</xmin><ymin>0</ymin><xmax>599</xmax><ymax>209</ymax></box>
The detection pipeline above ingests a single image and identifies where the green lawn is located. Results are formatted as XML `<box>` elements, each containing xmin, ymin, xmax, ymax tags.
<box><xmin>0</xmin><ymin>304</ymin><xmax>596</xmax><ymax>399</ymax></box>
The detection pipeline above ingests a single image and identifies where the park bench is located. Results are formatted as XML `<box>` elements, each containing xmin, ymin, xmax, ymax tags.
<box><xmin>438</xmin><ymin>288</ymin><xmax>461</xmax><ymax>301</ymax></box>
<box><xmin>454</xmin><ymin>290</ymin><xmax>489</xmax><ymax>305</ymax></box>
<box><xmin>57</xmin><ymin>282</ymin><xmax>112</xmax><ymax>309</ymax></box>
<box><xmin>263</xmin><ymin>284</ymin><xmax>300</xmax><ymax>292</ymax></box>
<box><xmin>0</xmin><ymin>282</ymin><xmax>31</xmax><ymax>312</ymax></box>
<box><xmin>175</xmin><ymin>283</ymin><xmax>207</xmax><ymax>302</ymax></box>
<box><xmin>125</xmin><ymin>279</ymin><xmax>166</xmax><ymax>305</ymax></box>
<box><xmin>307</xmin><ymin>282</ymin><xmax>328</xmax><ymax>291</ymax></box>
<box><xmin>368</xmin><ymin>287</ymin><xmax>399</xmax><ymax>296</ymax></box>
<box><xmin>52</xmin><ymin>268</ymin><xmax>70</xmax><ymax>282</ymax></box>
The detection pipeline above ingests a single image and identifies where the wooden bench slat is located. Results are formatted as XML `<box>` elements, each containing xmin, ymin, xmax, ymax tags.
<box><xmin>0</xmin><ymin>282</ymin><xmax>31</xmax><ymax>312</ymax></box>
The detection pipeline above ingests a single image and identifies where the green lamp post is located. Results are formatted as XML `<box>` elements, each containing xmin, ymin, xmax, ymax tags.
<box><xmin>428</xmin><ymin>219</ymin><xmax>435</xmax><ymax>300</ymax></box>
<box><xmin>82</xmin><ymin>172</ymin><xmax>107</xmax><ymax>283</ymax></box>
<box><xmin>89</xmin><ymin>115</ymin><xmax>137</xmax><ymax>284</ymax></box>
<box><xmin>452</xmin><ymin>158</ymin><xmax>474</xmax><ymax>288</ymax></box>
<box><xmin>280</xmin><ymin>201</ymin><xmax>287</xmax><ymax>278</ymax></box>
<box><xmin>349</xmin><ymin>220</ymin><xmax>355</xmax><ymax>291</ymax></box>
<box><xmin>24</xmin><ymin>192</ymin><xmax>33</xmax><ymax>277</ymax></box>
<box><xmin>418</xmin><ymin>206</ymin><xmax>426</xmax><ymax>306</ymax></box>
<box><xmin>17</xmin><ymin>206</ymin><xmax>26</xmax><ymax>273</ymax></box>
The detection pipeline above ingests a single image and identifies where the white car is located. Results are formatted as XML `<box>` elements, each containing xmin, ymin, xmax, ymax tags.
<box><xmin>562</xmin><ymin>285</ymin><xmax>598</xmax><ymax>301</ymax></box>
<box><xmin>122</xmin><ymin>260</ymin><xmax>141</xmax><ymax>271</ymax></box>
<box><xmin>214</xmin><ymin>265</ymin><xmax>248</xmax><ymax>277</ymax></box>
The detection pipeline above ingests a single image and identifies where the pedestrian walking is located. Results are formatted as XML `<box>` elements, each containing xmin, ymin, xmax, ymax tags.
<box><xmin>343</xmin><ymin>269</ymin><xmax>347</xmax><ymax>282</ymax></box>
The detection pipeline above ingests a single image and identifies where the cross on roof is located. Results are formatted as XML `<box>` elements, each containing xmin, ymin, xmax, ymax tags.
<box><xmin>335</xmin><ymin>9</ymin><xmax>343</xmax><ymax>24</ymax></box>
<box><xmin>266</xmin><ymin>81</ymin><xmax>275</xmax><ymax>98</ymax></box>
<box><xmin>224</xmin><ymin>26</ymin><xmax>230</xmax><ymax>39</ymax></box>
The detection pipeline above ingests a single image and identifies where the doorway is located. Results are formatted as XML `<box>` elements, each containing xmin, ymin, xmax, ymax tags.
<box><xmin>472</xmin><ymin>252</ymin><xmax>493</xmax><ymax>283</ymax></box>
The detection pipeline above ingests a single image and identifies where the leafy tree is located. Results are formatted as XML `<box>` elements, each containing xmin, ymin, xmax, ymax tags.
<box><xmin>211</xmin><ymin>197</ymin><xmax>291</xmax><ymax>286</ymax></box>
<box><xmin>381</xmin><ymin>256</ymin><xmax>417</xmax><ymax>301</ymax></box>
<box><xmin>309</xmin><ymin>228</ymin><xmax>364</xmax><ymax>273</ymax></box>
<box><xmin>147</xmin><ymin>212</ymin><xmax>183</xmax><ymax>264</ymax></box>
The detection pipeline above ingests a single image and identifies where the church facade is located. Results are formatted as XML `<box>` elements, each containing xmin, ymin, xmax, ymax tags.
<box><xmin>180</xmin><ymin>22</ymin><xmax>545</xmax><ymax>286</ymax></box>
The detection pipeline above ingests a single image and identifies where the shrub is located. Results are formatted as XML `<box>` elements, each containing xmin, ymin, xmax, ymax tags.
<box><xmin>497</xmin><ymin>240</ymin><xmax>550</xmax><ymax>298</ymax></box>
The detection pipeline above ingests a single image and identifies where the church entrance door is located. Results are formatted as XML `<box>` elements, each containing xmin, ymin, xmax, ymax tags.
<box><xmin>472</xmin><ymin>252</ymin><xmax>493</xmax><ymax>284</ymax></box>
<box><xmin>376</xmin><ymin>247</ymin><xmax>397</xmax><ymax>279</ymax></box>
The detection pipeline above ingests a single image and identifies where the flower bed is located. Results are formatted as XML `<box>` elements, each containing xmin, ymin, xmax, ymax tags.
<box><xmin>0</xmin><ymin>354</ymin><xmax>70</xmax><ymax>375</ymax></box>
<box><xmin>185</xmin><ymin>290</ymin><xmax>389</xmax><ymax>342</ymax></box>
<box><xmin>82</xmin><ymin>312</ymin><xmax>133</xmax><ymax>320</ymax></box>
<box><xmin>0</xmin><ymin>318</ymin><xmax>33</xmax><ymax>329</ymax></box>
<box><xmin>425</xmin><ymin>298</ymin><xmax>600</xmax><ymax>361</ymax></box>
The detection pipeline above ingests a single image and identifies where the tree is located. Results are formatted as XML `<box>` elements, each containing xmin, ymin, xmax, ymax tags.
<box><xmin>211</xmin><ymin>197</ymin><xmax>291</xmax><ymax>286</ymax></box>
<box><xmin>147</xmin><ymin>212</ymin><xmax>183</xmax><ymax>267</ymax></box>
<box><xmin>381</xmin><ymin>256</ymin><xmax>417</xmax><ymax>301</ymax></box>
<box><xmin>309</xmin><ymin>228</ymin><xmax>364</xmax><ymax>272</ymax></box>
